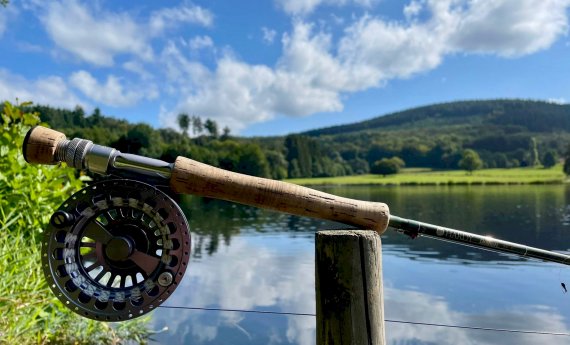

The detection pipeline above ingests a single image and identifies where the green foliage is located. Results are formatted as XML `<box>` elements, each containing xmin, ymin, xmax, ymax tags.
<box><xmin>191</xmin><ymin>116</ymin><xmax>203</xmax><ymax>136</ymax></box>
<box><xmin>459</xmin><ymin>149</ymin><xmax>483</xmax><ymax>173</ymax></box>
<box><xmin>204</xmin><ymin>118</ymin><xmax>219</xmax><ymax>138</ymax></box>
<box><xmin>177</xmin><ymin>113</ymin><xmax>190</xmax><ymax>136</ymax></box>
<box><xmin>564</xmin><ymin>145</ymin><xmax>570</xmax><ymax>176</ymax></box>
<box><xmin>371</xmin><ymin>156</ymin><xmax>405</xmax><ymax>176</ymax></box>
<box><xmin>542</xmin><ymin>150</ymin><xmax>558</xmax><ymax>168</ymax></box>
<box><xmin>0</xmin><ymin>102</ymin><xmax>150</xmax><ymax>344</ymax></box>
<box><xmin>15</xmin><ymin>99</ymin><xmax>570</xmax><ymax>179</ymax></box>
<box><xmin>528</xmin><ymin>137</ymin><xmax>540</xmax><ymax>166</ymax></box>
<box><xmin>287</xmin><ymin>165</ymin><xmax>565</xmax><ymax>186</ymax></box>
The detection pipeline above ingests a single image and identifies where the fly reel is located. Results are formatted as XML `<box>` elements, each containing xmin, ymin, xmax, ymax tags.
<box><xmin>42</xmin><ymin>179</ymin><xmax>190</xmax><ymax>321</ymax></box>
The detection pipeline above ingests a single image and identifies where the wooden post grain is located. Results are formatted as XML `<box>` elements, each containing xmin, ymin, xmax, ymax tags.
<box><xmin>316</xmin><ymin>230</ymin><xmax>386</xmax><ymax>345</ymax></box>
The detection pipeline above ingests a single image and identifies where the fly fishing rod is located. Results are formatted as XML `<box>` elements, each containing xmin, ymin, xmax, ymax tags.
<box><xmin>23</xmin><ymin>126</ymin><xmax>570</xmax><ymax>321</ymax></box>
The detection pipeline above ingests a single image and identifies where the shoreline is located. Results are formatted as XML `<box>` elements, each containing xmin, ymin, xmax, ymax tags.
<box><xmin>285</xmin><ymin>166</ymin><xmax>566</xmax><ymax>187</ymax></box>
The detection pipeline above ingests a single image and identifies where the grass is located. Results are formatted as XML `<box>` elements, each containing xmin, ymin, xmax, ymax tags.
<box><xmin>286</xmin><ymin>165</ymin><xmax>567</xmax><ymax>186</ymax></box>
<box><xmin>0</xmin><ymin>102</ymin><xmax>152</xmax><ymax>344</ymax></box>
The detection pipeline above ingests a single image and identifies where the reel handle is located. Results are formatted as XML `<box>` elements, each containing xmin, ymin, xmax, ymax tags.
<box><xmin>23</xmin><ymin>126</ymin><xmax>390</xmax><ymax>234</ymax></box>
<box><xmin>170</xmin><ymin>157</ymin><xmax>389</xmax><ymax>233</ymax></box>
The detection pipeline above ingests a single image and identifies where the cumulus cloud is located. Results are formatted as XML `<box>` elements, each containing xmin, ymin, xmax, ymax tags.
<box><xmin>262</xmin><ymin>27</ymin><xmax>277</xmax><ymax>44</ymax></box>
<box><xmin>40</xmin><ymin>0</ymin><xmax>152</xmax><ymax>66</ymax></box>
<box><xmin>158</xmin><ymin>0</ymin><xmax>570</xmax><ymax>133</ymax></box>
<box><xmin>69</xmin><ymin>70</ymin><xmax>157</xmax><ymax>107</ymax></box>
<box><xmin>38</xmin><ymin>1</ymin><xmax>214</xmax><ymax>67</ymax></box>
<box><xmin>0</xmin><ymin>69</ymin><xmax>84</xmax><ymax>108</ymax></box>
<box><xmin>149</xmin><ymin>4</ymin><xmax>214</xmax><ymax>34</ymax></box>
<box><xmin>449</xmin><ymin>0</ymin><xmax>570</xmax><ymax>57</ymax></box>
<box><xmin>188</xmin><ymin>35</ymin><xmax>214</xmax><ymax>51</ymax></box>
<box><xmin>276</xmin><ymin>0</ymin><xmax>379</xmax><ymax>16</ymax></box>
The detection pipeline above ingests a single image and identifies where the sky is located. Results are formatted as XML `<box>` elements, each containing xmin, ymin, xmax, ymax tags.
<box><xmin>1</xmin><ymin>0</ymin><xmax>569</xmax><ymax>136</ymax></box>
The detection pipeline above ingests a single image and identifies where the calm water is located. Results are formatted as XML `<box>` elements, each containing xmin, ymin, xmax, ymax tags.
<box><xmin>150</xmin><ymin>185</ymin><xmax>570</xmax><ymax>345</ymax></box>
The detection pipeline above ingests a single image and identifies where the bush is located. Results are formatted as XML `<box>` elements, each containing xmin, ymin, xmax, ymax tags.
<box><xmin>542</xmin><ymin>150</ymin><xmax>558</xmax><ymax>168</ymax></box>
<box><xmin>458</xmin><ymin>149</ymin><xmax>483</xmax><ymax>173</ymax></box>
<box><xmin>371</xmin><ymin>156</ymin><xmax>405</xmax><ymax>176</ymax></box>
<box><xmin>0</xmin><ymin>101</ymin><xmax>151</xmax><ymax>344</ymax></box>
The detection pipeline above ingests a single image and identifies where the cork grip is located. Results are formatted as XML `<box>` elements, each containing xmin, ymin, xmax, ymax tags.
<box><xmin>23</xmin><ymin>126</ymin><xmax>67</xmax><ymax>165</ymax></box>
<box><xmin>170</xmin><ymin>157</ymin><xmax>390</xmax><ymax>234</ymax></box>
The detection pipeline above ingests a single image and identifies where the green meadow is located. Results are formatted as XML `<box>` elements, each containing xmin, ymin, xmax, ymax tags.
<box><xmin>286</xmin><ymin>165</ymin><xmax>566</xmax><ymax>186</ymax></box>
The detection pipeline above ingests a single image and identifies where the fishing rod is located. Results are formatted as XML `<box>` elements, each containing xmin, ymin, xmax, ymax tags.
<box><xmin>23</xmin><ymin>126</ymin><xmax>570</xmax><ymax>321</ymax></box>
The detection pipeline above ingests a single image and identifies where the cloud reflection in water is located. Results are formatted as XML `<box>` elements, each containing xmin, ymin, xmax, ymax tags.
<box><xmin>151</xmin><ymin>231</ymin><xmax>570</xmax><ymax>345</ymax></box>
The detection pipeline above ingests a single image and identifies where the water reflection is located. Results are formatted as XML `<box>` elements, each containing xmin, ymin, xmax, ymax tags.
<box><xmin>151</xmin><ymin>185</ymin><xmax>570</xmax><ymax>344</ymax></box>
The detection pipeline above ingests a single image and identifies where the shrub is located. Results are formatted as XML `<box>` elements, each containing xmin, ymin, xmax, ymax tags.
<box><xmin>0</xmin><ymin>101</ymin><xmax>151</xmax><ymax>344</ymax></box>
<box><xmin>372</xmin><ymin>156</ymin><xmax>405</xmax><ymax>176</ymax></box>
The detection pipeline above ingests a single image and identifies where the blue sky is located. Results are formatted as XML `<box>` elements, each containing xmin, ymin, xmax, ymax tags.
<box><xmin>1</xmin><ymin>0</ymin><xmax>569</xmax><ymax>136</ymax></box>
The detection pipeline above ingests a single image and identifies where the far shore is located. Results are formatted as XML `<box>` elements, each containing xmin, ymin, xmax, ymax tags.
<box><xmin>285</xmin><ymin>165</ymin><xmax>567</xmax><ymax>186</ymax></box>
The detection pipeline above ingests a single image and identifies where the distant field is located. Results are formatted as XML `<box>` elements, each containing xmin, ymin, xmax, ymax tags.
<box><xmin>286</xmin><ymin>165</ymin><xmax>566</xmax><ymax>186</ymax></box>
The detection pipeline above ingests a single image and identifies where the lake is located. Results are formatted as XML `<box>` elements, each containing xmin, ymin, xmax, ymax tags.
<box><xmin>150</xmin><ymin>184</ymin><xmax>570</xmax><ymax>345</ymax></box>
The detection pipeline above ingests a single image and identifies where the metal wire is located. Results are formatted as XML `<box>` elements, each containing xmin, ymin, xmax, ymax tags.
<box><xmin>157</xmin><ymin>305</ymin><xmax>570</xmax><ymax>337</ymax></box>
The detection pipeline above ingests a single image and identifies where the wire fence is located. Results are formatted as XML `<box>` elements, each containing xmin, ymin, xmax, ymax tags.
<box><xmin>157</xmin><ymin>305</ymin><xmax>570</xmax><ymax>337</ymax></box>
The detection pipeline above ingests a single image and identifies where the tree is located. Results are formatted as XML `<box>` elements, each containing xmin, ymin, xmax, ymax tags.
<box><xmin>177</xmin><ymin>113</ymin><xmax>190</xmax><ymax>136</ymax></box>
<box><xmin>221</xmin><ymin>126</ymin><xmax>231</xmax><ymax>140</ymax></box>
<box><xmin>191</xmin><ymin>115</ymin><xmax>203</xmax><ymax>136</ymax></box>
<box><xmin>204</xmin><ymin>118</ymin><xmax>219</xmax><ymax>138</ymax></box>
<box><xmin>564</xmin><ymin>145</ymin><xmax>570</xmax><ymax>176</ymax></box>
<box><xmin>458</xmin><ymin>149</ymin><xmax>483</xmax><ymax>174</ymax></box>
<box><xmin>542</xmin><ymin>150</ymin><xmax>558</xmax><ymax>168</ymax></box>
<box><xmin>528</xmin><ymin>137</ymin><xmax>540</xmax><ymax>166</ymax></box>
<box><xmin>371</xmin><ymin>157</ymin><xmax>405</xmax><ymax>176</ymax></box>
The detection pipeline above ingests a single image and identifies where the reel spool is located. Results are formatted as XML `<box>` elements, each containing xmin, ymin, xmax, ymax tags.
<box><xmin>42</xmin><ymin>179</ymin><xmax>190</xmax><ymax>321</ymax></box>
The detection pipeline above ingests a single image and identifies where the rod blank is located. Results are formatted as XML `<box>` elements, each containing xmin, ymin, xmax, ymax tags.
<box><xmin>389</xmin><ymin>215</ymin><xmax>570</xmax><ymax>266</ymax></box>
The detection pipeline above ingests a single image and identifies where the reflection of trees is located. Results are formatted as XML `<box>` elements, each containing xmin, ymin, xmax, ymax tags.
<box><xmin>179</xmin><ymin>195</ymin><xmax>254</xmax><ymax>257</ymax></box>
<box><xmin>177</xmin><ymin>184</ymin><xmax>569</xmax><ymax>263</ymax></box>
<box><xmin>317</xmin><ymin>185</ymin><xmax>568</xmax><ymax>264</ymax></box>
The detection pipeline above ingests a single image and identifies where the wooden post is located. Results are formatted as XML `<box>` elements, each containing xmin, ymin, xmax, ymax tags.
<box><xmin>316</xmin><ymin>230</ymin><xmax>386</xmax><ymax>345</ymax></box>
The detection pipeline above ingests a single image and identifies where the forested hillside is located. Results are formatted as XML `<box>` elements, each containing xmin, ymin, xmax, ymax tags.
<box><xmin>299</xmin><ymin>99</ymin><xmax>570</xmax><ymax>171</ymax></box>
<box><xmin>7</xmin><ymin>99</ymin><xmax>570</xmax><ymax>179</ymax></box>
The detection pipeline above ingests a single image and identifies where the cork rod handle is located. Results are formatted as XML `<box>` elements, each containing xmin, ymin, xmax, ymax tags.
<box><xmin>23</xmin><ymin>126</ymin><xmax>67</xmax><ymax>165</ymax></box>
<box><xmin>170</xmin><ymin>157</ymin><xmax>390</xmax><ymax>234</ymax></box>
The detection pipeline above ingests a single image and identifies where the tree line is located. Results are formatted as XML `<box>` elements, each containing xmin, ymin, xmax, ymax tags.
<box><xmin>8</xmin><ymin>99</ymin><xmax>569</xmax><ymax>180</ymax></box>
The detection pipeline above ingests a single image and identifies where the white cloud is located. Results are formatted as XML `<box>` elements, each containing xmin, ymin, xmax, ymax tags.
<box><xmin>404</xmin><ymin>0</ymin><xmax>424</xmax><ymax>21</ymax></box>
<box><xmin>158</xmin><ymin>0</ymin><xmax>570</xmax><ymax>133</ymax></box>
<box><xmin>41</xmin><ymin>0</ymin><xmax>152</xmax><ymax>66</ymax></box>
<box><xmin>159</xmin><ymin>23</ymin><xmax>349</xmax><ymax>132</ymax></box>
<box><xmin>149</xmin><ymin>4</ymin><xmax>214</xmax><ymax>35</ymax></box>
<box><xmin>122</xmin><ymin>60</ymin><xmax>153</xmax><ymax>80</ymax></box>
<box><xmin>276</xmin><ymin>0</ymin><xmax>379</xmax><ymax>16</ymax></box>
<box><xmin>188</xmin><ymin>35</ymin><xmax>214</xmax><ymax>51</ymax></box>
<box><xmin>262</xmin><ymin>27</ymin><xmax>277</xmax><ymax>44</ymax></box>
<box><xmin>69</xmin><ymin>70</ymin><xmax>157</xmax><ymax>107</ymax></box>
<box><xmin>0</xmin><ymin>69</ymin><xmax>84</xmax><ymax>108</ymax></box>
<box><xmin>548</xmin><ymin>97</ymin><xmax>567</xmax><ymax>104</ymax></box>
<box><xmin>449</xmin><ymin>0</ymin><xmax>570</xmax><ymax>57</ymax></box>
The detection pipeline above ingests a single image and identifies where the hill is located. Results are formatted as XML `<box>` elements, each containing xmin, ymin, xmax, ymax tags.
<box><xmin>283</xmin><ymin>99</ymin><xmax>570</xmax><ymax>174</ymax></box>
<box><xmin>4</xmin><ymin>98</ymin><xmax>570</xmax><ymax>179</ymax></box>
<box><xmin>303</xmin><ymin>99</ymin><xmax>570</xmax><ymax>136</ymax></box>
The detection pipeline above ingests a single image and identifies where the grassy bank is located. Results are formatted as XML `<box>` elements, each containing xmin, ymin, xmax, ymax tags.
<box><xmin>286</xmin><ymin>165</ymin><xmax>566</xmax><ymax>186</ymax></box>
<box><xmin>0</xmin><ymin>102</ymin><xmax>151</xmax><ymax>344</ymax></box>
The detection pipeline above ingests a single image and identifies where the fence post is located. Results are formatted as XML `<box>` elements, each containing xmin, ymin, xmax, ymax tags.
<box><xmin>315</xmin><ymin>230</ymin><xmax>386</xmax><ymax>345</ymax></box>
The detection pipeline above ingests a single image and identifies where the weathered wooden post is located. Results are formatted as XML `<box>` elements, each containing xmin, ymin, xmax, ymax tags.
<box><xmin>316</xmin><ymin>230</ymin><xmax>386</xmax><ymax>345</ymax></box>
